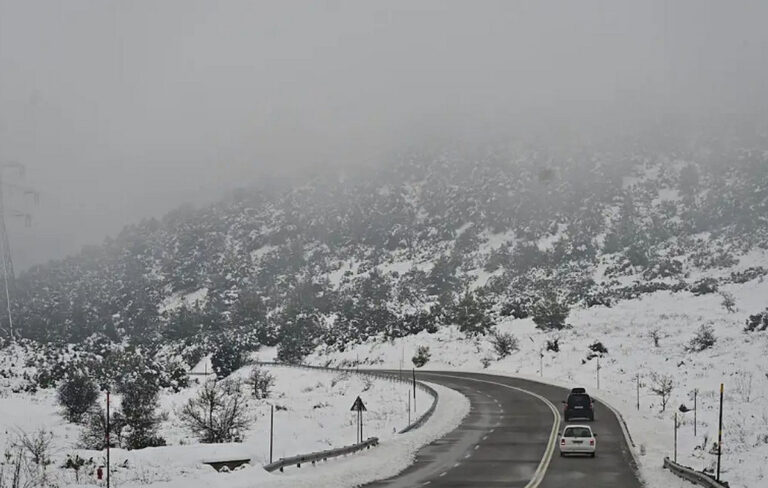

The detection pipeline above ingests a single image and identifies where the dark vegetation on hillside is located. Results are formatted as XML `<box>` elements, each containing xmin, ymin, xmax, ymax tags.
<box><xmin>2</xmin><ymin>139</ymin><xmax>767</xmax><ymax>386</ymax></box>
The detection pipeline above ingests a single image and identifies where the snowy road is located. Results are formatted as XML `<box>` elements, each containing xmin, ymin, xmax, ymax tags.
<box><xmin>365</xmin><ymin>371</ymin><xmax>642</xmax><ymax>488</ymax></box>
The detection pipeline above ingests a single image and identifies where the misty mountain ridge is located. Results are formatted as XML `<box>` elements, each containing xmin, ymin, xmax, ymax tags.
<box><xmin>5</xmin><ymin>141</ymin><xmax>768</xmax><ymax>369</ymax></box>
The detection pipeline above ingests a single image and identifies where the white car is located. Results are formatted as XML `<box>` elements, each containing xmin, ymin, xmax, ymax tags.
<box><xmin>559</xmin><ymin>424</ymin><xmax>597</xmax><ymax>457</ymax></box>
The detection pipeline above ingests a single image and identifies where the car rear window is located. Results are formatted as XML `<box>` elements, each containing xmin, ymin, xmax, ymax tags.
<box><xmin>568</xmin><ymin>394</ymin><xmax>591</xmax><ymax>406</ymax></box>
<box><xmin>564</xmin><ymin>427</ymin><xmax>592</xmax><ymax>438</ymax></box>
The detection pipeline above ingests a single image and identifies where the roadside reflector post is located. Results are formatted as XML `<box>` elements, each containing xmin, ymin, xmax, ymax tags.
<box><xmin>674</xmin><ymin>412</ymin><xmax>678</xmax><ymax>463</ymax></box>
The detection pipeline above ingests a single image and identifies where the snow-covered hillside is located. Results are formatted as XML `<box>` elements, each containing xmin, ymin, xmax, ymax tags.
<box><xmin>308</xmin><ymin>260</ymin><xmax>768</xmax><ymax>488</ymax></box>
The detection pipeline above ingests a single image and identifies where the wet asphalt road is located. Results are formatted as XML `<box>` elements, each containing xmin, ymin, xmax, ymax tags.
<box><xmin>364</xmin><ymin>371</ymin><xmax>642</xmax><ymax>488</ymax></box>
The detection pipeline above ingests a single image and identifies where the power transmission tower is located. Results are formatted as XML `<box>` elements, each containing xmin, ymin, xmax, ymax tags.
<box><xmin>0</xmin><ymin>162</ymin><xmax>37</xmax><ymax>342</ymax></box>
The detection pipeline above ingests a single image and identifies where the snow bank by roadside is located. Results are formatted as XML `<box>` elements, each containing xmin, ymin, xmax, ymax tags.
<box><xmin>0</xmin><ymin>362</ymin><xmax>451</xmax><ymax>487</ymax></box>
<box><xmin>67</xmin><ymin>382</ymin><xmax>468</xmax><ymax>488</ymax></box>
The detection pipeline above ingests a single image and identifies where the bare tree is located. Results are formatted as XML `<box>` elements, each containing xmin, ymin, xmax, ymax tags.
<box><xmin>179</xmin><ymin>379</ymin><xmax>251</xmax><ymax>443</ymax></box>
<box><xmin>490</xmin><ymin>331</ymin><xmax>519</xmax><ymax>359</ymax></box>
<box><xmin>650</xmin><ymin>373</ymin><xmax>674</xmax><ymax>412</ymax></box>
<box><xmin>719</xmin><ymin>291</ymin><xmax>737</xmax><ymax>313</ymax></box>
<box><xmin>11</xmin><ymin>429</ymin><xmax>54</xmax><ymax>467</ymax></box>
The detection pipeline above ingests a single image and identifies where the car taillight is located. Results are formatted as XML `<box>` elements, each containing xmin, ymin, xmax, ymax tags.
<box><xmin>561</xmin><ymin>439</ymin><xmax>566</xmax><ymax>445</ymax></box>
<box><xmin>590</xmin><ymin>439</ymin><xmax>594</xmax><ymax>446</ymax></box>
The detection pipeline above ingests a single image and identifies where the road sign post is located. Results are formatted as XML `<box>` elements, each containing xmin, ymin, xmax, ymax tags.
<box><xmin>351</xmin><ymin>396</ymin><xmax>367</xmax><ymax>444</ymax></box>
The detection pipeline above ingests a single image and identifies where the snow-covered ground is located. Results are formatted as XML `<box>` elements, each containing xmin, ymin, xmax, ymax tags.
<box><xmin>0</xmin><ymin>361</ymin><xmax>465</xmax><ymax>488</ymax></box>
<box><xmin>307</xmin><ymin>273</ymin><xmax>768</xmax><ymax>488</ymax></box>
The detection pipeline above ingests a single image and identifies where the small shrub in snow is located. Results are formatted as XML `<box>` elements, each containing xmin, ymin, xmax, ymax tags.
<box><xmin>247</xmin><ymin>366</ymin><xmax>275</xmax><ymax>399</ymax></box>
<box><xmin>649</xmin><ymin>329</ymin><xmax>662</xmax><ymax>347</ymax></box>
<box><xmin>745</xmin><ymin>309</ymin><xmax>768</xmax><ymax>332</ymax></box>
<box><xmin>480</xmin><ymin>355</ymin><xmax>493</xmax><ymax>369</ymax></box>
<box><xmin>689</xmin><ymin>278</ymin><xmax>719</xmax><ymax>296</ymax></box>
<box><xmin>688</xmin><ymin>325</ymin><xmax>716</xmax><ymax>352</ymax></box>
<box><xmin>57</xmin><ymin>373</ymin><xmax>99</xmax><ymax>423</ymax></box>
<box><xmin>546</xmin><ymin>338</ymin><xmax>560</xmax><ymax>353</ymax></box>
<box><xmin>412</xmin><ymin>346</ymin><xmax>431</xmax><ymax>368</ymax></box>
<box><xmin>586</xmin><ymin>341</ymin><xmax>608</xmax><ymax>360</ymax></box>
<box><xmin>719</xmin><ymin>291</ymin><xmax>737</xmax><ymax>313</ymax></box>
<box><xmin>179</xmin><ymin>379</ymin><xmax>251</xmax><ymax>443</ymax></box>
<box><xmin>650</xmin><ymin>373</ymin><xmax>674</xmax><ymax>412</ymax></box>
<box><xmin>490</xmin><ymin>331</ymin><xmax>518</xmax><ymax>359</ymax></box>
<box><xmin>62</xmin><ymin>454</ymin><xmax>91</xmax><ymax>484</ymax></box>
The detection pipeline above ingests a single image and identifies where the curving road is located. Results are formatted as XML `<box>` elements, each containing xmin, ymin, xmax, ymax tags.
<box><xmin>365</xmin><ymin>371</ymin><xmax>642</xmax><ymax>488</ymax></box>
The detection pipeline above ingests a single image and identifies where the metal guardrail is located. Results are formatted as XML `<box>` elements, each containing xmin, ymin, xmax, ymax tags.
<box><xmin>264</xmin><ymin>437</ymin><xmax>379</xmax><ymax>472</ymax></box>
<box><xmin>663</xmin><ymin>457</ymin><xmax>730</xmax><ymax>488</ymax></box>
<box><xmin>254</xmin><ymin>362</ymin><xmax>439</xmax><ymax>473</ymax></box>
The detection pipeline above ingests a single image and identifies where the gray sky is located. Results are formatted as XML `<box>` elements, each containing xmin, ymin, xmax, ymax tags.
<box><xmin>1</xmin><ymin>0</ymin><xmax>767</xmax><ymax>269</ymax></box>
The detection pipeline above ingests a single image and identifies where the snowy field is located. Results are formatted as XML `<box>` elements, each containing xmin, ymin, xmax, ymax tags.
<box><xmin>308</xmin><ymin>273</ymin><xmax>768</xmax><ymax>488</ymax></box>
<box><xmin>0</xmin><ymin>361</ymin><xmax>465</xmax><ymax>488</ymax></box>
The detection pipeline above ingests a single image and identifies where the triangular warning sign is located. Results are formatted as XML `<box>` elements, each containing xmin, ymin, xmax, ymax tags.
<box><xmin>350</xmin><ymin>396</ymin><xmax>367</xmax><ymax>412</ymax></box>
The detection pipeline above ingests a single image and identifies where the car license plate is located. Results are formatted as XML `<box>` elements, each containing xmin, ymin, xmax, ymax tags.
<box><xmin>574</xmin><ymin>406</ymin><xmax>583</xmax><ymax>409</ymax></box>
<box><xmin>573</xmin><ymin>440</ymin><xmax>583</xmax><ymax>444</ymax></box>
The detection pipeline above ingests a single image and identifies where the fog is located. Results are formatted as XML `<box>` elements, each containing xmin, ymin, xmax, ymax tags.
<box><xmin>1</xmin><ymin>0</ymin><xmax>766</xmax><ymax>269</ymax></box>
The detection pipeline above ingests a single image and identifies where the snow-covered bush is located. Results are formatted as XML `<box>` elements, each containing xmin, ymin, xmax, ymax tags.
<box><xmin>546</xmin><ymin>338</ymin><xmax>560</xmax><ymax>353</ymax></box>
<box><xmin>490</xmin><ymin>331</ymin><xmax>518</xmax><ymax>359</ymax></box>
<box><xmin>119</xmin><ymin>377</ymin><xmax>166</xmax><ymax>449</ymax></box>
<box><xmin>688</xmin><ymin>324</ymin><xmax>716</xmax><ymax>352</ymax></box>
<box><xmin>689</xmin><ymin>277</ymin><xmax>719</xmax><ymax>296</ymax></box>
<box><xmin>211</xmin><ymin>340</ymin><xmax>248</xmax><ymax>379</ymax></box>
<box><xmin>745</xmin><ymin>309</ymin><xmax>768</xmax><ymax>332</ymax></box>
<box><xmin>179</xmin><ymin>379</ymin><xmax>251</xmax><ymax>443</ymax></box>
<box><xmin>247</xmin><ymin>365</ymin><xmax>274</xmax><ymax>399</ymax></box>
<box><xmin>587</xmin><ymin>341</ymin><xmax>608</xmax><ymax>359</ymax></box>
<box><xmin>57</xmin><ymin>373</ymin><xmax>99</xmax><ymax>423</ymax></box>
<box><xmin>531</xmin><ymin>291</ymin><xmax>570</xmax><ymax>331</ymax></box>
<box><xmin>412</xmin><ymin>346</ymin><xmax>431</xmax><ymax>368</ymax></box>
<box><xmin>730</xmin><ymin>266</ymin><xmax>767</xmax><ymax>284</ymax></box>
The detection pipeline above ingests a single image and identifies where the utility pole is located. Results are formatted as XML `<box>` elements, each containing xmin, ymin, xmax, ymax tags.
<box><xmin>636</xmin><ymin>373</ymin><xmax>640</xmax><ymax>411</ymax></box>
